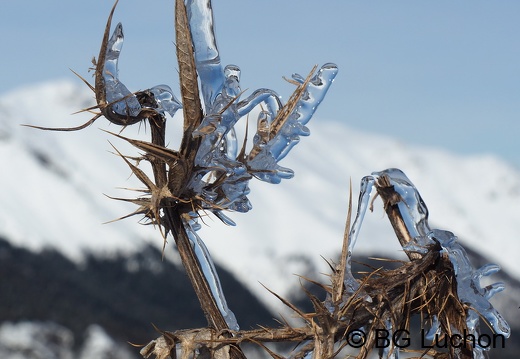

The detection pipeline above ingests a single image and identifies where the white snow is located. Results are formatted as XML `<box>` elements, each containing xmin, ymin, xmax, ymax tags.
<box><xmin>0</xmin><ymin>321</ymin><xmax>73</xmax><ymax>359</ymax></box>
<box><xmin>0</xmin><ymin>321</ymin><xmax>133</xmax><ymax>359</ymax></box>
<box><xmin>1</xmin><ymin>80</ymin><xmax>519</xmax><ymax>311</ymax></box>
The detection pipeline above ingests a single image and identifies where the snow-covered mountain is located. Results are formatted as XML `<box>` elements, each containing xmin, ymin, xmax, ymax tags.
<box><xmin>1</xmin><ymin>81</ymin><xmax>519</xmax><ymax>343</ymax></box>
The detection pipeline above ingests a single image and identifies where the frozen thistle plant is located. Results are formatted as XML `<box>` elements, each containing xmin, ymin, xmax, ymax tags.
<box><xmin>28</xmin><ymin>1</ymin><xmax>511</xmax><ymax>358</ymax></box>
<box><xmin>27</xmin><ymin>0</ymin><xmax>337</xmax><ymax>352</ymax></box>
<box><xmin>340</xmin><ymin>169</ymin><xmax>511</xmax><ymax>358</ymax></box>
<box><xmin>98</xmin><ymin>0</ymin><xmax>338</xmax><ymax>337</ymax></box>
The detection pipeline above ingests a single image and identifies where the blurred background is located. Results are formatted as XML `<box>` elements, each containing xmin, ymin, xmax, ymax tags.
<box><xmin>0</xmin><ymin>1</ymin><xmax>519</xmax><ymax>358</ymax></box>
<box><xmin>1</xmin><ymin>0</ymin><xmax>519</xmax><ymax>166</ymax></box>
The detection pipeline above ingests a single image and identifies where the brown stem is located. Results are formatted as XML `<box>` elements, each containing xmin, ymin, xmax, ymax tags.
<box><xmin>166</xmin><ymin>209</ymin><xmax>228</xmax><ymax>329</ymax></box>
<box><xmin>147</xmin><ymin>117</ymin><xmax>168</xmax><ymax>188</ymax></box>
<box><xmin>165</xmin><ymin>208</ymin><xmax>246</xmax><ymax>359</ymax></box>
<box><xmin>374</xmin><ymin>174</ymin><xmax>422</xmax><ymax>261</ymax></box>
<box><xmin>175</xmin><ymin>0</ymin><xmax>203</xmax><ymax>152</ymax></box>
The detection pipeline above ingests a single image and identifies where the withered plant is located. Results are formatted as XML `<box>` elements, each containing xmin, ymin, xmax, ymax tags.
<box><xmin>28</xmin><ymin>1</ymin><xmax>510</xmax><ymax>358</ymax></box>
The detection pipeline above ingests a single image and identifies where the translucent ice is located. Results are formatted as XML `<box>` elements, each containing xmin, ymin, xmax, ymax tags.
<box><xmin>104</xmin><ymin>23</ymin><xmax>141</xmax><ymax>117</ymax></box>
<box><xmin>187</xmin><ymin>0</ymin><xmax>337</xmax><ymax>206</ymax></box>
<box><xmin>427</xmin><ymin>229</ymin><xmax>510</xmax><ymax>338</ymax></box>
<box><xmin>103</xmin><ymin>24</ymin><xmax>182</xmax><ymax>119</ymax></box>
<box><xmin>247</xmin><ymin>64</ymin><xmax>338</xmax><ymax>184</ymax></box>
<box><xmin>372</xmin><ymin>169</ymin><xmax>510</xmax><ymax>356</ymax></box>
<box><xmin>183</xmin><ymin>216</ymin><xmax>239</xmax><ymax>331</ymax></box>
<box><xmin>100</xmin><ymin>0</ymin><xmax>336</xmax><ymax>334</ymax></box>
<box><xmin>372</xmin><ymin>168</ymin><xmax>433</xmax><ymax>255</ymax></box>
<box><xmin>186</xmin><ymin>0</ymin><xmax>224</xmax><ymax>110</ymax></box>
<box><xmin>344</xmin><ymin>176</ymin><xmax>376</xmax><ymax>296</ymax></box>
<box><xmin>149</xmin><ymin>85</ymin><xmax>182</xmax><ymax>117</ymax></box>
<box><xmin>345</xmin><ymin>169</ymin><xmax>510</xmax><ymax>357</ymax></box>
<box><xmin>179</xmin><ymin>0</ymin><xmax>336</xmax><ymax>332</ymax></box>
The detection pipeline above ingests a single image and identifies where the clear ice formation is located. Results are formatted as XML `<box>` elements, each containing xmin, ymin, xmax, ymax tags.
<box><xmin>104</xmin><ymin>23</ymin><xmax>182</xmax><ymax>118</ymax></box>
<box><xmin>183</xmin><ymin>216</ymin><xmax>239</xmax><ymax>331</ymax></box>
<box><xmin>186</xmin><ymin>0</ymin><xmax>338</xmax><ymax>214</ymax></box>
<box><xmin>102</xmin><ymin>0</ymin><xmax>336</xmax><ymax>331</ymax></box>
<box><xmin>102</xmin><ymin>1</ymin><xmax>508</xmax><ymax>354</ymax></box>
<box><xmin>344</xmin><ymin>168</ymin><xmax>510</xmax><ymax>356</ymax></box>
<box><xmin>184</xmin><ymin>0</ymin><xmax>336</xmax><ymax>329</ymax></box>
<box><xmin>343</xmin><ymin>175</ymin><xmax>376</xmax><ymax>297</ymax></box>
<box><xmin>428</xmin><ymin>229</ymin><xmax>510</xmax><ymax>337</ymax></box>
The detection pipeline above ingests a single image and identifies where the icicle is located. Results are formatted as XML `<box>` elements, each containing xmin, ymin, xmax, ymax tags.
<box><xmin>186</xmin><ymin>0</ymin><xmax>224</xmax><ymax>110</ymax></box>
<box><xmin>149</xmin><ymin>84</ymin><xmax>182</xmax><ymax>117</ymax></box>
<box><xmin>103</xmin><ymin>23</ymin><xmax>142</xmax><ymax>117</ymax></box>
<box><xmin>372</xmin><ymin>168</ymin><xmax>433</xmax><ymax>255</ymax></box>
<box><xmin>427</xmin><ymin>229</ymin><xmax>510</xmax><ymax>338</ymax></box>
<box><xmin>344</xmin><ymin>175</ymin><xmax>376</xmax><ymax>297</ymax></box>
<box><xmin>183</xmin><ymin>217</ymin><xmax>239</xmax><ymax>331</ymax></box>
<box><xmin>246</xmin><ymin>64</ymin><xmax>337</xmax><ymax>184</ymax></box>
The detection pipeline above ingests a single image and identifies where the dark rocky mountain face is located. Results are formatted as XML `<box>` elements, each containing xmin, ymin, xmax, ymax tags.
<box><xmin>1</xmin><ymin>234</ymin><xmax>519</xmax><ymax>358</ymax></box>
<box><xmin>0</xmin><ymin>237</ymin><xmax>275</xmax><ymax>357</ymax></box>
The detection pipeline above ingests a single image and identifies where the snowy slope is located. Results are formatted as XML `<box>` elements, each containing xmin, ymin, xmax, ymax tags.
<box><xmin>1</xmin><ymin>80</ymin><xmax>519</xmax><ymax>311</ymax></box>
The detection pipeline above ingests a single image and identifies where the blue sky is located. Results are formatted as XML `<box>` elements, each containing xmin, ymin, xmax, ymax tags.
<box><xmin>1</xmin><ymin>1</ymin><xmax>519</xmax><ymax>166</ymax></box>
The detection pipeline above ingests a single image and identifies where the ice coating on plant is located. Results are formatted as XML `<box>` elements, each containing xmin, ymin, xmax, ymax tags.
<box><xmin>237</xmin><ymin>90</ymin><xmax>281</xmax><ymax>119</ymax></box>
<box><xmin>149</xmin><ymin>85</ymin><xmax>182</xmax><ymax>117</ymax></box>
<box><xmin>102</xmin><ymin>24</ymin><xmax>182</xmax><ymax>120</ymax></box>
<box><xmin>184</xmin><ymin>0</ymin><xmax>336</xmax><ymax>212</ymax></box>
<box><xmin>99</xmin><ymin>0</ymin><xmax>336</xmax><ymax>335</ymax></box>
<box><xmin>427</xmin><ymin>229</ymin><xmax>510</xmax><ymax>338</ymax></box>
<box><xmin>344</xmin><ymin>176</ymin><xmax>376</xmax><ymax>296</ymax></box>
<box><xmin>342</xmin><ymin>169</ymin><xmax>510</xmax><ymax>356</ymax></box>
<box><xmin>372</xmin><ymin>168</ymin><xmax>432</xmax><ymax>255</ymax></box>
<box><xmin>248</xmin><ymin>64</ymin><xmax>338</xmax><ymax>183</ymax></box>
<box><xmin>365</xmin><ymin>169</ymin><xmax>510</xmax><ymax>356</ymax></box>
<box><xmin>186</xmin><ymin>0</ymin><xmax>224</xmax><ymax>109</ymax></box>
<box><xmin>183</xmin><ymin>217</ymin><xmax>239</xmax><ymax>331</ymax></box>
<box><xmin>371</xmin><ymin>170</ymin><xmax>510</xmax><ymax>338</ymax></box>
<box><xmin>177</xmin><ymin>0</ymin><xmax>336</xmax><ymax>332</ymax></box>
<box><xmin>104</xmin><ymin>23</ymin><xmax>142</xmax><ymax>117</ymax></box>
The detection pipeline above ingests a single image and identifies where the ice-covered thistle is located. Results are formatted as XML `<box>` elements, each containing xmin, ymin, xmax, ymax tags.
<box><xmin>338</xmin><ymin>169</ymin><xmax>510</xmax><ymax>358</ymax></box>
<box><xmin>103</xmin><ymin>0</ymin><xmax>336</xmax><ymax>335</ymax></box>
<box><xmin>27</xmin><ymin>0</ymin><xmax>337</xmax><ymax>343</ymax></box>
<box><xmin>26</xmin><ymin>0</ymin><xmax>508</xmax><ymax>358</ymax></box>
<box><xmin>91</xmin><ymin>0</ymin><xmax>337</xmax><ymax>231</ymax></box>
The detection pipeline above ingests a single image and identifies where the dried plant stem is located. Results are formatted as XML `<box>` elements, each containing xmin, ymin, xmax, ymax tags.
<box><xmin>175</xmin><ymin>0</ymin><xmax>203</xmax><ymax>148</ymax></box>
<box><xmin>374</xmin><ymin>174</ymin><xmax>423</xmax><ymax>261</ymax></box>
<box><xmin>166</xmin><ymin>209</ymin><xmax>228</xmax><ymax>330</ymax></box>
<box><xmin>164</xmin><ymin>208</ymin><xmax>246</xmax><ymax>359</ymax></box>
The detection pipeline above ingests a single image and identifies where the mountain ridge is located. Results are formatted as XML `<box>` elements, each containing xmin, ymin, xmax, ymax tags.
<box><xmin>1</xmin><ymin>79</ymin><xmax>518</xmax><ymax>322</ymax></box>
